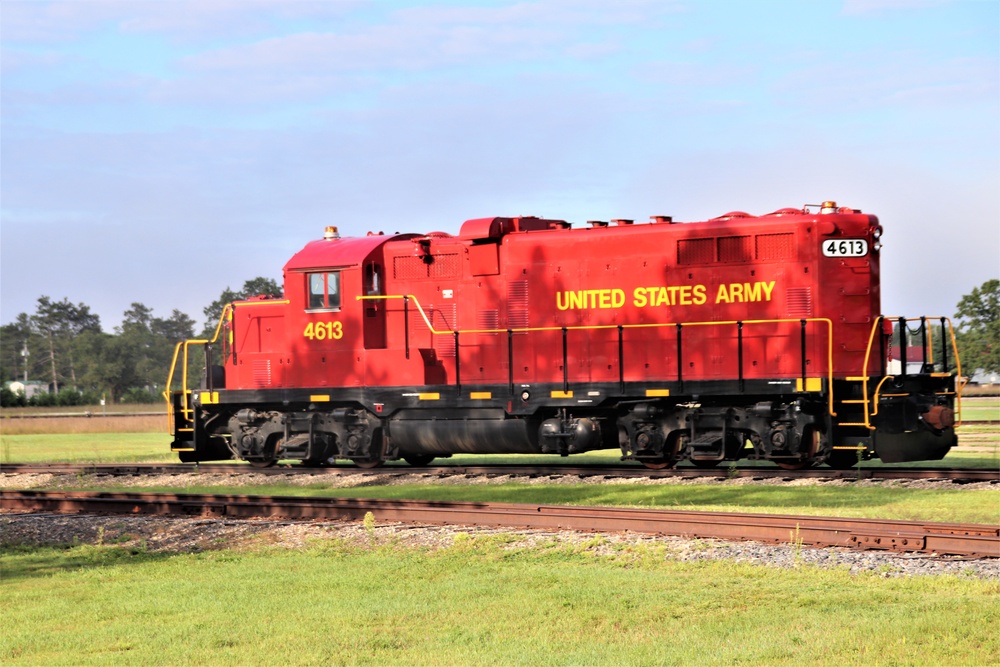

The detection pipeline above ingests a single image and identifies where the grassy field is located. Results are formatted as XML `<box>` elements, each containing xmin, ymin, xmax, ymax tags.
<box><xmin>960</xmin><ymin>395</ymin><xmax>1000</xmax><ymax>422</ymax></box>
<box><xmin>0</xmin><ymin>433</ymin><xmax>174</xmax><ymax>464</ymax></box>
<box><xmin>2</xmin><ymin>538</ymin><xmax>997</xmax><ymax>666</ymax></box>
<box><xmin>3</xmin><ymin>402</ymin><xmax>997</xmax><ymax>665</ymax></box>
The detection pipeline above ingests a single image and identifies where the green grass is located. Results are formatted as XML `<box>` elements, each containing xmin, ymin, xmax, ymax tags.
<box><xmin>42</xmin><ymin>480</ymin><xmax>1000</xmax><ymax>525</ymax></box>
<box><xmin>0</xmin><ymin>433</ymin><xmax>175</xmax><ymax>464</ymax></box>
<box><xmin>2</xmin><ymin>539</ymin><xmax>997</xmax><ymax>666</ymax></box>
<box><xmin>961</xmin><ymin>404</ymin><xmax>1000</xmax><ymax>421</ymax></box>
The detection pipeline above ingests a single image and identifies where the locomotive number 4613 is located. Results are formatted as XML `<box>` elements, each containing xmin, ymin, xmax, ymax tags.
<box><xmin>304</xmin><ymin>321</ymin><xmax>344</xmax><ymax>341</ymax></box>
<box><xmin>822</xmin><ymin>239</ymin><xmax>868</xmax><ymax>257</ymax></box>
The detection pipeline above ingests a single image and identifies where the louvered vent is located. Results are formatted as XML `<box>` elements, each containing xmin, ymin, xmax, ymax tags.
<box><xmin>477</xmin><ymin>309</ymin><xmax>499</xmax><ymax>335</ymax></box>
<box><xmin>718</xmin><ymin>235</ymin><xmax>753</xmax><ymax>263</ymax></box>
<box><xmin>678</xmin><ymin>238</ymin><xmax>715</xmax><ymax>265</ymax></box>
<box><xmin>433</xmin><ymin>303</ymin><xmax>457</xmax><ymax>357</ymax></box>
<box><xmin>786</xmin><ymin>287</ymin><xmax>813</xmax><ymax>317</ymax></box>
<box><xmin>252</xmin><ymin>360</ymin><xmax>272</xmax><ymax>387</ymax></box>
<box><xmin>756</xmin><ymin>233</ymin><xmax>795</xmax><ymax>260</ymax></box>
<box><xmin>507</xmin><ymin>280</ymin><xmax>529</xmax><ymax>330</ymax></box>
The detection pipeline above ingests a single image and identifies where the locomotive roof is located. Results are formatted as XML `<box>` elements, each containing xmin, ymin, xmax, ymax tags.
<box><xmin>284</xmin><ymin>233</ymin><xmax>409</xmax><ymax>272</ymax></box>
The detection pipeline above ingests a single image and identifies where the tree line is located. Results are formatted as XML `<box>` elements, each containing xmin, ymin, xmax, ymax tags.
<box><xmin>1</xmin><ymin>278</ymin><xmax>997</xmax><ymax>407</ymax></box>
<box><xmin>0</xmin><ymin>278</ymin><xmax>280</xmax><ymax>407</ymax></box>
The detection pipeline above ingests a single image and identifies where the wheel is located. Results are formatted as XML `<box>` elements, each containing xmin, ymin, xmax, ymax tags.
<box><xmin>402</xmin><ymin>454</ymin><xmax>435</xmax><ymax>466</ymax></box>
<box><xmin>248</xmin><ymin>459</ymin><xmax>277</xmax><ymax>469</ymax></box>
<box><xmin>354</xmin><ymin>459</ymin><xmax>384</xmax><ymax>469</ymax></box>
<box><xmin>640</xmin><ymin>458</ymin><xmax>676</xmax><ymax>470</ymax></box>
<box><xmin>775</xmin><ymin>428</ymin><xmax>821</xmax><ymax>470</ymax></box>
<box><xmin>640</xmin><ymin>432</ymin><xmax>682</xmax><ymax>470</ymax></box>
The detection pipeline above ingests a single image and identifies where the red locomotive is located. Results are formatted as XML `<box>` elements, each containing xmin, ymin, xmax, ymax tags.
<box><xmin>167</xmin><ymin>201</ymin><xmax>963</xmax><ymax>469</ymax></box>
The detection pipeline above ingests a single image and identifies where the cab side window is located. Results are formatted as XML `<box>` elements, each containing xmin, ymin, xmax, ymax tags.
<box><xmin>307</xmin><ymin>271</ymin><xmax>341</xmax><ymax>310</ymax></box>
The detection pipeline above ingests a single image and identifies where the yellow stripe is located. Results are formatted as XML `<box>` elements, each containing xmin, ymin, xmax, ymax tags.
<box><xmin>470</xmin><ymin>391</ymin><xmax>492</xmax><ymax>399</ymax></box>
<box><xmin>200</xmin><ymin>391</ymin><xmax>219</xmax><ymax>404</ymax></box>
<box><xmin>551</xmin><ymin>390</ymin><xmax>573</xmax><ymax>399</ymax></box>
<box><xmin>645</xmin><ymin>389</ymin><xmax>670</xmax><ymax>397</ymax></box>
<box><xmin>832</xmin><ymin>445</ymin><xmax>866</xmax><ymax>450</ymax></box>
<box><xmin>418</xmin><ymin>392</ymin><xmax>440</xmax><ymax>400</ymax></box>
<box><xmin>310</xmin><ymin>394</ymin><xmax>331</xmax><ymax>402</ymax></box>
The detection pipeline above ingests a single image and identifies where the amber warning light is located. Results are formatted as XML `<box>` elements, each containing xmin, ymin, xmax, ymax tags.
<box><xmin>324</xmin><ymin>226</ymin><xmax>340</xmax><ymax>240</ymax></box>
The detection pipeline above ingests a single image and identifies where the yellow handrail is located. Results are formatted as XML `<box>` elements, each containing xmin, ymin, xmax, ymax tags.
<box><xmin>359</xmin><ymin>294</ymin><xmax>837</xmax><ymax>416</ymax></box>
<box><xmin>164</xmin><ymin>303</ymin><xmax>235</xmax><ymax>434</ymax></box>
<box><xmin>848</xmin><ymin>316</ymin><xmax>964</xmax><ymax>430</ymax></box>
<box><xmin>165</xmin><ymin>299</ymin><xmax>292</xmax><ymax>433</ymax></box>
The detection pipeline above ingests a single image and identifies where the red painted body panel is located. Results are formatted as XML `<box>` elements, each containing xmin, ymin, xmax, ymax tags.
<box><xmin>221</xmin><ymin>207</ymin><xmax>882</xmax><ymax>392</ymax></box>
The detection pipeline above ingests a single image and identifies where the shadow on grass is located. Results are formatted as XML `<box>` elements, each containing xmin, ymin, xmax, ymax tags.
<box><xmin>0</xmin><ymin>544</ymin><xmax>176</xmax><ymax>583</ymax></box>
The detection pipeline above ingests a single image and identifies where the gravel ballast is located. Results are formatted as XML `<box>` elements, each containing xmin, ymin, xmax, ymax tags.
<box><xmin>2</xmin><ymin>471</ymin><xmax>997</xmax><ymax>579</ymax></box>
<box><xmin>2</xmin><ymin>511</ymin><xmax>997</xmax><ymax>579</ymax></box>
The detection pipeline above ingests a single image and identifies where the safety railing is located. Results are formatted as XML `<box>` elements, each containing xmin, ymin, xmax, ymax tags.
<box><xmin>839</xmin><ymin>316</ymin><xmax>963</xmax><ymax>431</ymax></box>
<box><xmin>359</xmin><ymin>294</ymin><xmax>838</xmax><ymax>416</ymax></box>
<box><xmin>164</xmin><ymin>299</ymin><xmax>289</xmax><ymax>435</ymax></box>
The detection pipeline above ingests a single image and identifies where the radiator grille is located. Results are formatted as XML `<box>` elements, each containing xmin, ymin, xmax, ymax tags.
<box><xmin>393</xmin><ymin>256</ymin><xmax>427</xmax><ymax>280</ymax></box>
<box><xmin>429</xmin><ymin>253</ymin><xmax>460</xmax><ymax>278</ymax></box>
<box><xmin>393</xmin><ymin>253</ymin><xmax>461</xmax><ymax>280</ymax></box>
<box><xmin>756</xmin><ymin>233</ymin><xmax>795</xmax><ymax>260</ymax></box>
<box><xmin>678</xmin><ymin>238</ymin><xmax>715</xmax><ymax>265</ymax></box>
<box><xmin>718</xmin><ymin>235</ymin><xmax>753</xmax><ymax>263</ymax></box>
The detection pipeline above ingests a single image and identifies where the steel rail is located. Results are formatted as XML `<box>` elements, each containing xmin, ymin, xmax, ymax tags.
<box><xmin>2</xmin><ymin>490</ymin><xmax>997</xmax><ymax>558</ymax></box>
<box><xmin>2</xmin><ymin>462</ymin><xmax>998</xmax><ymax>482</ymax></box>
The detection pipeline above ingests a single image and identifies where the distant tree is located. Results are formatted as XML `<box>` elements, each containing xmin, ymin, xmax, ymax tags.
<box><xmin>0</xmin><ymin>314</ymin><xmax>36</xmax><ymax>384</ymax></box>
<box><xmin>116</xmin><ymin>302</ymin><xmax>162</xmax><ymax>392</ymax></box>
<box><xmin>76</xmin><ymin>331</ymin><xmax>132</xmax><ymax>403</ymax></box>
<box><xmin>152</xmin><ymin>309</ymin><xmax>196</xmax><ymax>345</ymax></box>
<box><xmin>955</xmin><ymin>279</ymin><xmax>1000</xmax><ymax>375</ymax></box>
<box><xmin>202</xmin><ymin>276</ymin><xmax>282</xmax><ymax>335</ymax></box>
<box><xmin>27</xmin><ymin>297</ymin><xmax>102</xmax><ymax>392</ymax></box>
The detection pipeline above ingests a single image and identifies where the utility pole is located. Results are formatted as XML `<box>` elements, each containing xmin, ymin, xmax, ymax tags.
<box><xmin>21</xmin><ymin>342</ymin><xmax>28</xmax><ymax>383</ymax></box>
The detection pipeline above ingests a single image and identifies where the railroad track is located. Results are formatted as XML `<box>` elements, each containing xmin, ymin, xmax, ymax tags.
<box><xmin>3</xmin><ymin>489</ymin><xmax>997</xmax><ymax>558</ymax></box>
<box><xmin>2</xmin><ymin>462</ymin><xmax>998</xmax><ymax>482</ymax></box>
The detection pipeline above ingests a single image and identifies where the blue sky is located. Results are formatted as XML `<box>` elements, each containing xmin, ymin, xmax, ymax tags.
<box><xmin>2</xmin><ymin>0</ymin><xmax>997</xmax><ymax>329</ymax></box>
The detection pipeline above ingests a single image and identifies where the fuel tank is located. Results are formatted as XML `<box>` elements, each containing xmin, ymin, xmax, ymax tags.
<box><xmin>389</xmin><ymin>409</ymin><xmax>539</xmax><ymax>455</ymax></box>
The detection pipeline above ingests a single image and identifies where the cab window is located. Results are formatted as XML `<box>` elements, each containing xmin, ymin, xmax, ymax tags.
<box><xmin>307</xmin><ymin>271</ymin><xmax>341</xmax><ymax>310</ymax></box>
